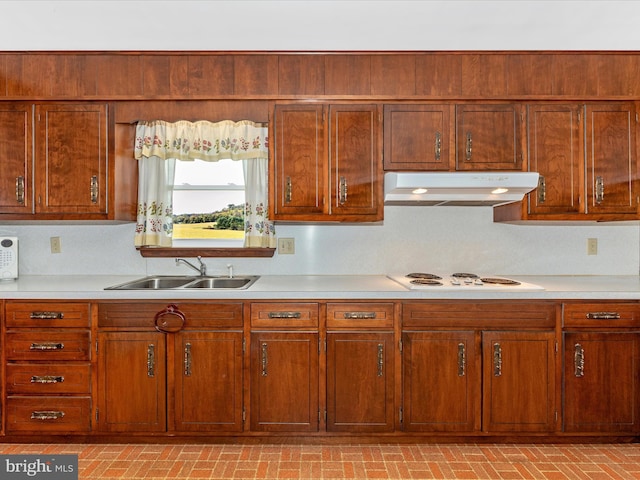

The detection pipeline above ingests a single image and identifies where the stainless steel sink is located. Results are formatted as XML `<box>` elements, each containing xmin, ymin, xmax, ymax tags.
<box><xmin>105</xmin><ymin>275</ymin><xmax>259</xmax><ymax>290</ymax></box>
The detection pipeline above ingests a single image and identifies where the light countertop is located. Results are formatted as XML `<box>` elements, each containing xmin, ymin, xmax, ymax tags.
<box><xmin>1</xmin><ymin>274</ymin><xmax>640</xmax><ymax>300</ymax></box>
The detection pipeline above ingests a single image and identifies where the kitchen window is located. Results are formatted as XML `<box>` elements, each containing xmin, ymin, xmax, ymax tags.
<box><xmin>134</xmin><ymin>120</ymin><xmax>276</xmax><ymax>257</ymax></box>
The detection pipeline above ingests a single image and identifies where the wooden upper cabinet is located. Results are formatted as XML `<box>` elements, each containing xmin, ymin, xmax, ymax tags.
<box><xmin>271</xmin><ymin>103</ymin><xmax>382</xmax><ymax>222</ymax></box>
<box><xmin>585</xmin><ymin>103</ymin><xmax>638</xmax><ymax>216</ymax></box>
<box><xmin>272</xmin><ymin>103</ymin><xmax>326</xmax><ymax>217</ymax></box>
<box><xmin>383</xmin><ymin>104</ymin><xmax>453</xmax><ymax>171</ymax></box>
<box><xmin>456</xmin><ymin>104</ymin><xmax>524</xmax><ymax>171</ymax></box>
<box><xmin>330</xmin><ymin>104</ymin><xmax>381</xmax><ymax>218</ymax></box>
<box><xmin>35</xmin><ymin>104</ymin><xmax>108</xmax><ymax>215</ymax></box>
<box><xmin>527</xmin><ymin>104</ymin><xmax>583</xmax><ymax>216</ymax></box>
<box><xmin>0</xmin><ymin>104</ymin><xmax>32</xmax><ymax>214</ymax></box>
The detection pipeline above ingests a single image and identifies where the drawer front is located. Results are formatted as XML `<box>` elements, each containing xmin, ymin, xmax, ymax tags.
<box><xmin>564</xmin><ymin>303</ymin><xmax>640</xmax><ymax>328</ymax></box>
<box><xmin>251</xmin><ymin>303</ymin><xmax>319</xmax><ymax>328</ymax></box>
<box><xmin>6</xmin><ymin>302</ymin><xmax>90</xmax><ymax>328</ymax></box>
<box><xmin>98</xmin><ymin>302</ymin><xmax>243</xmax><ymax>328</ymax></box>
<box><xmin>6</xmin><ymin>396</ymin><xmax>92</xmax><ymax>433</ymax></box>
<box><xmin>5</xmin><ymin>331</ymin><xmax>91</xmax><ymax>361</ymax></box>
<box><xmin>327</xmin><ymin>302</ymin><xmax>394</xmax><ymax>329</ymax></box>
<box><xmin>6</xmin><ymin>363</ymin><xmax>91</xmax><ymax>394</ymax></box>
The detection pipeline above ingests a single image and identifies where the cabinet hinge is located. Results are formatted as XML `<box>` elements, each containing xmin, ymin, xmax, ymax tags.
<box><xmin>636</xmin><ymin>112</ymin><xmax>639</xmax><ymax>123</ymax></box>
<box><xmin>95</xmin><ymin>340</ymin><xmax>99</xmax><ymax>354</ymax></box>
<box><xmin>555</xmin><ymin>410</ymin><xmax>558</xmax><ymax>423</ymax></box>
<box><xmin>398</xmin><ymin>339</ymin><xmax>403</xmax><ymax>353</ymax></box>
<box><xmin>95</xmin><ymin>409</ymin><xmax>99</xmax><ymax>422</ymax></box>
<box><xmin>399</xmin><ymin>407</ymin><xmax>403</xmax><ymax>424</ymax></box>
<box><xmin>242</xmin><ymin>407</ymin><xmax>246</xmax><ymax>423</ymax></box>
<box><xmin>242</xmin><ymin>337</ymin><xmax>246</xmax><ymax>354</ymax></box>
<box><xmin>555</xmin><ymin>340</ymin><xmax>558</xmax><ymax>354</ymax></box>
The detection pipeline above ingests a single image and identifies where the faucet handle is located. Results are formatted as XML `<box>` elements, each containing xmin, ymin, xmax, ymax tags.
<box><xmin>226</xmin><ymin>263</ymin><xmax>234</xmax><ymax>278</ymax></box>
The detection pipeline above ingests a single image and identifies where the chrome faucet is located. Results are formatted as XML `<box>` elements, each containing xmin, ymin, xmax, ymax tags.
<box><xmin>175</xmin><ymin>256</ymin><xmax>207</xmax><ymax>276</ymax></box>
<box><xmin>227</xmin><ymin>263</ymin><xmax>234</xmax><ymax>278</ymax></box>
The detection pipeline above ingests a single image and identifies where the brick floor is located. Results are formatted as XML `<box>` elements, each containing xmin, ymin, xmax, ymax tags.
<box><xmin>1</xmin><ymin>443</ymin><xmax>639</xmax><ymax>479</ymax></box>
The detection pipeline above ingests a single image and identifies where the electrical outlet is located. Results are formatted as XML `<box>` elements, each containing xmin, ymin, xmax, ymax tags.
<box><xmin>50</xmin><ymin>236</ymin><xmax>62</xmax><ymax>254</ymax></box>
<box><xmin>278</xmin><ymin>237</ymin><xmax>295</xmax><ymax>254</ymax></box>
<box><xmin>587</xmin><ymin>238</ymin><xmax>598</xmax><ymax>255</ymax></box>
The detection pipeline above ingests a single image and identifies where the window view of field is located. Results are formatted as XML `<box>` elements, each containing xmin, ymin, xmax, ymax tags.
<box><xmin>173</xmin><ymin>204</ymin><xmax>244</xmax><ymax>240</ymax></box>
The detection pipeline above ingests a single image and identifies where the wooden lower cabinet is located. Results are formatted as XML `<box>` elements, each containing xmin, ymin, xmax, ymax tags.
<box><xmin>96</xmin><ymin>302</ymin><xmax>244</xmax><ymax>434</ymax></box>
<box><xmin>402</xmin><ymin>331</ymin><xmax>478</xmax><ymax>432</ymax></box>
<box><xmin>249</xmin><ymin>332</ymin><xmax>319</xmax><ymax>432</ymax></box>
<box><xmin>97</xmin><ymin>331</ymin><xmax>167</xmax><ymax>432</ymax></box>
<box><xmin>482</xmin><ymin>331</ymin><xmax>556</xmax><ymax>433</ymax></box>
<box><xmin>401</xmin><ymin>302</ymin><xmax>558</xmax><ymax>434</ymax></box>
<box><xmin>326</xmin><ymin>332</ymin><xmax>395</xmax><ymax>432</ymax></box>
<box><xmin>563</xmin><ymin>332</ymin><xmax>640</xmax><ymax>433</ymax></box>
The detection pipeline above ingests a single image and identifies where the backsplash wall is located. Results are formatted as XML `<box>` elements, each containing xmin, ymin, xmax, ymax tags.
<box><xmin>3</xmin><ymin>206</ymin><xmax>638</xmax><ymax>277</ymax></box>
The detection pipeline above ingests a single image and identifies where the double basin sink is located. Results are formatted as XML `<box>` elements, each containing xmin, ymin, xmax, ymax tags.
<box><xmin>105</xmin><ymin>275</ymin><xmax>260</xmax><ymax>290</ymax></box>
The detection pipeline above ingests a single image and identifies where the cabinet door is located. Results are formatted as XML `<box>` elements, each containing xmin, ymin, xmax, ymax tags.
<box><xmin>585</xmin><ymin>103</ymin><xmax>638</xmax><ymax>215</ymax></box>
<box><xmin>97</xmin><ymin>332</ymin><xmax>166</xmax><ymax>432</ymax></box>
<box><xmin>326</xmin><ymin>332</ymin><xmax>394</xmax><ymax>432</ymax></box>
<box><xmin>456</xmin><ymin>104</ymin><xmax>524</xmax><ymax>170</ymax></box>
<box><xmin>482</xmin><ymin>331</ymin><xmax>556</xmax><ymax>433</ymax></box>
<box><xmin>564</xmin><ymin>332</ymin><xmax>640</xmax><ymax>433</ymax></box>
<box><xmin>402</xmin><ymin>331</ymin><xmax>478</xmax><ymax>432</ymax></box>
<box><xmin>173</xmin><ymin>331</ymin><xmax>243</xmax><ymax>432</ymax></box>
<box><xmin>35</xmin><ymin>103</ymin><xmax>108</xmax><ymax>214</ymax></box>
<box><xmin>330</xmin><ymin>104</ymin><xmax>382</xmax><ymax>219</ymax></box>
<box><xmin>0</xmin><ymin>104</ymin><xmax>32</xmax><ymax>214</ymax></box>
<box><xmin>383</xmin><ymin>104</ymin><xmax>453</xmax><ymax>171</ymax></box>
<box><xmin>272</xmin><ymin>104</ymin><xmax>326</xmax><ymax>217</ymax></box>
<box><xmin>250</xmin><ymin>332</ymin><xmax>319</xmax><ymax>432</ymax></box>
<box><xmin>527</xmin><ymin>104</ymin><xmax>583</xmax><ymax>216</ymax></box>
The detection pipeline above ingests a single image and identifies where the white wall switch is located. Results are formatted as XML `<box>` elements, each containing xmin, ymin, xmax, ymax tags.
<box><xmin>278</xmin><ymin>238</ymin><xmax>295</xmax><ymax>254</ymax></box>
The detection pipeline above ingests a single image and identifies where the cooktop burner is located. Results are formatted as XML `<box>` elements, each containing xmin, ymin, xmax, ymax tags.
<box><xmin>389</xmin><ymin>272</ymin><xmax>544</xmax><ymax>291</ymax></box>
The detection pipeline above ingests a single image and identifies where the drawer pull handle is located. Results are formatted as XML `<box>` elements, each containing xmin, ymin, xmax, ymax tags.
<box><xmin>586</xmin><ymin>312</ymin><xmax>621</xmax><ymax>320</ymax></box>
<box><xmin>147</xmin><ymin>344</ymin><xmax>155</xmax><ymax>377</ymax></box>
<box><xmin>343</xmin><ymin>312</ymin><xmax>377</xmax><ymax>319</ymax></box>
<box><xmin>184</xmin><ymin>343</ymin><xmax>192</xmax><ymax>377</ymax></box>
<box><xmin>339</xmin><ymin>176</ymin><xmax>348</xmax><ymax>205</ymax></box>
<box><xmin>30</xmin><ymin>343</ymin><xmax>64</xmax><ymax>351</ymax></box>
<box><xmin>458</xmin><ymin>343</ymin><xmax>466</xmax><ymax>377</ymax></box>
<box><xmin>595</xmin><ymin>175</ymin><xmax>604</xmax><ymax>205</ymax></box>
<box><xmin>434</xmin><ymin>132</ymin><xmax>441</xmax><ymax>161</ymax></box>
<box><xmin>285</xmin><ymin>176</ymin><xmax>292</xmax><ymax>203</ymax></box>
<box><xmin>377</xmin><ymin>344</ymin><xmax>384</xmax><ymax>377</ymax></box>
<box><xmin>574</xmin><ymin>343</ymin><xmax>585</xmax><ymax>377</ymax></box>
<box><xmin>493</xmin><ymin>343</ymin><xmax>502</xmax><ymax>377</ymax></box>
<box><xmin>31</xmin><ymin>411</ymin><xmax>65</xmax><ymax>421</ymax></box>
<box><xmin>90</xmin><ymin>175</ymin><xmax>99</xmax><ymax>204</ymax></box>
<box><xmin>268</xmin><ymin>312</ymin><xmax>301</xmax><ymax>319</ymax></box>
<box><xmin>261</xmin><ymin>342</ymin><xmax>268</xmax><ymax>376</ymax></box>
<box><xmin>16</xmin><ymin>176</ymin><xmax>25</xmax><ymax>204</ymax></box>
<box><xmin>31</xmin><ymin>375</ymin><xmax>65</xmax><ymax>384</ymax></box>
<box><xmin>537</xmin><ymin>175</ymin><xmax>546</xmax><ymax>204</ymax></box>
<box><xmin>154</xmin><ymin>304</ymin><xmax>185</xmax><ymax>333</ymax></box>
<box><xmin>30</xmin><ymin>311</ymin><xmax>64</xmax><ymax>320</ymax></box>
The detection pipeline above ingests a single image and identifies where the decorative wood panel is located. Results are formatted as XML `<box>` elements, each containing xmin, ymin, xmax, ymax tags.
<box><xmin>278</xmin><ymin>55</ymin><xmax>325</xmax><ymax>95</ymax></box>
<box><xmin>187</xmin><ymin>55</ymin><xmax>234</xmax><ymax>96</ymax></box>
<box><xmin>415</xmin><ymin>54</ymin><xmax>461</xmax><ymax>96</ymax></box>
<box><xmin>141</xmin><ymin>55</ymin><xmax>189</xmax><ymax>97</ymax></box>
<box><xmin>325</xmin><ymin>55</ymin><xmax>370</xmax><ymax>95</ymax></box>
<box><xmin>96</xmin><ymin>54</ymin><xmax>143</xmax><ymax>97</ymax></box>
<box><xmin>507</xmin><ymin>54</ymin><xmax>554</xmax><ymax>96</ymax></box>
<box><xmin>234</xmin><ymin>55</ymin><xmax>278</xmax><ymax>95</ymax></box>
<box><xmin>371</xmin><ymin>54</ymin><xmax>415</xmax><ymax>95</ymax></box>
<box><xmin>461</xmin><ymin>54</ymin><xmax>508</xmax><ymax>97</ymax></box>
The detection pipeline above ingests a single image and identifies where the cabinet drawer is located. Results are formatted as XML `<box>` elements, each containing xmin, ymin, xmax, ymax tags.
<box><xmin>326</xmin><ymin>302</ymin><xmax>394</xmax><ymax>329</ymax></box>
<box><xmin>564</xmin><ymin>303</ymin><xmax>640</xmax><ymax>327</ymax></box>
<box><xmin>5</xmin><ymin>331</ymin><xmax>91</xmax><ymax>361</ymax></box>
<box><xmin>251</xmin><ymin>303</ymin><xmax>319</xmax><ymax>328</ymax></box>
<box><xmin>98</xmin><ymin>302</ymin><xmax>243</xmax><ymax>328</ymax></box>
<box><xmin>6</xmin><ymin>301</ymin><xmax>90</xmax><ymax>328</ymax></box>
<box><xmin>6</xmin><ymin>363</ymin><xmax>91</xmax><ymax>394</ymax></box>
<box><xmin>5</xmin><ymin>396</ymin><xmax>91</xmax><ymax>433</ymax></box>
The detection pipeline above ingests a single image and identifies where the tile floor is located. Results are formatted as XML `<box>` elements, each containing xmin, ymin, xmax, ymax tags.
<box><xmin>1</xmin><ymin>442</ymin><xmax>640</xmax><ymax>479</ymax></box>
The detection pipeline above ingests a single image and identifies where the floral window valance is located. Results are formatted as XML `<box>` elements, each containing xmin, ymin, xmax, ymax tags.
<box><xmin>134</xmin><ymin>119</ymin><xmax>269</xmax><ymax>162</ymax></box>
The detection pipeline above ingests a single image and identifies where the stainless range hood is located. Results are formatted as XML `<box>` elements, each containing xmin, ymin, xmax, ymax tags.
<box><xmin>384</xmin><ymin>172</ymin><xmax>540</xmax><ymax>207</ymax></box>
